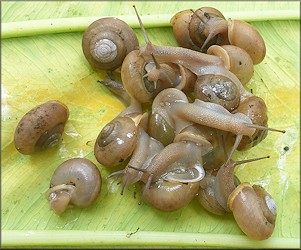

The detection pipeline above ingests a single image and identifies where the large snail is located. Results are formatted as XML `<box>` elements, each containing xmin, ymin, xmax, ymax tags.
<box><xmin>46</xmin><ymin>158</ymin><xmax>102</xmax><ymax>214</ymax></box>
<box><xmin>82</xmin><ymin>17</ymin><xmax>139</xmax><ymax>71</ymax></box>
<box><xmin>14</xmin><ymin>100</ymin><xmax>69</xmax><ymax>155</ymax></box>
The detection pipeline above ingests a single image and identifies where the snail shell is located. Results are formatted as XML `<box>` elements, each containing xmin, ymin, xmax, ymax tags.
<box><xmin>234</xmin><ymin>95</ymin><xmax>268</xmax><ymax>150</ymax></box>
<box><xmin>14</xmin><ymin>100</ymin><xmax>69</xmax><ymax>155</ymax></box>
<box><xmin>207</xmin><ymin>45</ymin><xmax>254</xmax><ymax>85</ymax></box>
<box><xmin>46</xmin><ymin>158</ymin><xmax>102</xmax><ymax>214</ymax></box>
<box><xmin>170</xmin><ymin>7</ymin><xmax>228</xmax><ymax>52</ymax></box>
<box><xmin>228</xmin><ymin>182</ymin><xmax>276</xmax><ymax>240</ymax></box>
<box><xmin>148</xmin><ymin>113</ymin><xmax>175</xmax><ymax>147</ymax></box>
<box><xmin>228</xmin><ymin>19</ymin><xmax>266</xmax><ymax>65</ymax></box>
<box><xmin>141</xmin><ymin>178</ymin><xmax>199</xmax><ymax>211</ymax></box>
<box><xmin>194</xmin><ymin>74</ymin><xmax>241</xmax><ymax>112</ymax></box>
<box><xmin>94</xmin><ymin>116</ymin><xmax>140</xmax><ymax>167</ymax></box>
<box><xmin>82</xmin><ymin>17</ymin><xmax>139</xmax><ymax>71</ymax></box>
<box><xmin>198</xmin><ymin>174</ymin><xmax>228</xmax><ymax>215</ymax></box>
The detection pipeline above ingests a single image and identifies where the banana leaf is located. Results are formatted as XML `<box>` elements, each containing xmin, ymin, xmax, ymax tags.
<box><xmin>1</xmin><ymin>1</ymin><xmax>300</xmax><ymax>248</ymax></box>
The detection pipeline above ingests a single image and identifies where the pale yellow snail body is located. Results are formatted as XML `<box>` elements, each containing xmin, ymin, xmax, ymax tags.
<box><xmin>46</xmin><ymin>158</ymin><xmax>102</xmax><ymax>214</ymax></box>
<box><xmin>82</xmin><ymin>17</ymin><xmax>139</xmax><ymax>71</ymax></box>
<box><xmin>14</xmin><ymin>100</ymin><xmax>69</xmax><ymax>155</ymax></box>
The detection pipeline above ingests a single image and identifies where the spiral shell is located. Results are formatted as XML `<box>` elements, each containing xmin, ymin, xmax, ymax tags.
<box><xmin>94</xmin><ymin>116</ymin><xmax>140</xmax><ymax>167</ymax></box>
<box><xmin>14</xmin><ymin>100</ymin><xmax>69</xmax><ymax>155</ymax></box>
<box><xmin>82</xmin><ymin>17</ymin><xmax>139</xmax><ymax>70</ymax></box>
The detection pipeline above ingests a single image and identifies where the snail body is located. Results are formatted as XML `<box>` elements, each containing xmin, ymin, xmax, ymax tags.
<box><xmin>46</xmin><ymin>158</ymin><xmax>102</xmax><ymax>214</ymax></box>
<box><xmin>14</xmin><ymin>100</ymin><xmax>69</xmax><ymax>155</ymax></box>
<box><xmin>82</xmin><ymin>17</ymin><xmax>139</xmax><ymax>71</ymax></box>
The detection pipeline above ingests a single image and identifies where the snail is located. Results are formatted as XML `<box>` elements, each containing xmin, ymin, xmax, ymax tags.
<box><xmin>197</xmin><ymin>171</ymin><xmax>230</xmax><ymax>215</ymax></box>
<box><xmin>82</xmin><ymin>17</ymin><xmax>139</xmax><ymax>71</ymax></box>
<box><xmin>45</xmin><ymin>158</ymin><xmax>102</xmax><ymax>214</ymax></box>
<box><xmin>140</xmin><ymin>178</ymin><xmax>199</xmax><ymax>211</ymax></box>
<box><xmin>170</xmin><ymin>7</ymin><xmax>266</xmax><ymax>64</ymax></box>
<box><xmin>228</xmin><ymin>182</ymin><xmax>277</xmax><ymax>240</ymax></box>
<box><xmin>14</xmin><ymin>100</ymin><xmax>69</xmax><ymax>155</ymax></box>
<box><xmin>107</xmin><ymin>129</ymin><xmax>164</xmax><ymax>195</ymax></box>
<box><xmin>230</xmin><ymin>95</ymin><xmax>269</xmax><ymax>150</ymax></box>
<box><xmin>170</xmin><ymin>7</ymin><xmax>228</xmax><ymax>53</ymax></box>
<box><xmin>94</xmin><ymin>99</ymin><xmax>147</xmax><ymax>167</ymax></box>
<box><xmin>214</xmin><ymin>156</ymin><xmax>270</xmax><ymax>212</ymax></box>
<box><xmin>207</xmin><ymin>45</ymin><xmax>254</xmax><ymax>85</ymax></box>
<box><xmin>121</xmin><ymin>49</ymin><xmax>197</xmax><ymax>104</ymax></box>
<box><xmin>134</xmin><ymin>140</ymin><xmax>206</xmax><ymax>204</ymax></box>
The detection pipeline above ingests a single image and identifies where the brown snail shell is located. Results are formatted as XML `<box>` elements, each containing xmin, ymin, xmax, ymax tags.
<box><xmin>46</xmin><ymin>158</ymin><xmax>102</xmax><ymax>214</ymax></box>
<box><xmin>228</xmin><ymin>19</ymin><xmax>266</xmax><ymax>65</ymax></box>
<box><xmin>170</xmin><ymin>7</ymin><xmax>228</xmax><ymax>53</ymax></box>
<box><xmin>194</xmin><ymin>74</ymin><xmax>240</xmax><ymax>112</ymax></box>
<box><xmin>82</xmin><ymin>17</ymin><xmax>139</xmax><ymax>71</ymax></box>
<box><xmin>228</xmin><ymin>182</ymin><xmax>276</xmax><ymax>240</ymax></box>
<box><xmin>141</xmin><ymin>178</ymin><xmax>199</xmax><ymax>211</ymax></box>
<box><xmin>14</xmin><ymin>100</ymin><xmax>69</xmax><ymax>155</ymax></box>
<box><xmin>197</xmin><ymin>174</ymin><xmax>228</xmax><ymax>215</ymax></box>
<box><xmin>207</xmin><ymin>45</ymin><xmax>254</xmax><ymax>85</ymax></box>
<box><xmin>121</xmin><ymin>50</ymin><xmax>156</xmax><ymax>103</ymax></box>
<box><xmin>234</xmin><ymin>95</ymin><xmax>268</xmax><ymax>150</ymax></box>
<box><xmin>94</xmin><ymin>116</ymin><xmax>140</xmax><ymax>167</ymax></box>
<box><xmin>147</xmin><ymin>113</ymin><xmax>175</xmax><ymax>147</ymax></box>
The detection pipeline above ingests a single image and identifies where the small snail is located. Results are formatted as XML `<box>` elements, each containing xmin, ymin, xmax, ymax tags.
<box><xmin>170</xmin><ymin>7</ymin><xmax>266</xmax><ymax>64</ymax></box>
<box><xmin>207</xmin><ymin>45</ymin><xmax>254</xmax><ymax>85</ymax></box>
<box><xmin>94</xmin><ymin>116</ymin><xmax>141</xmax><ymax>167</ymax></box>
<box><xmin>107</xmin><ymin>129</ymin><xmax>164</xmax><ymax>195</ymax></box>
<box><xmin>140</xmin><ymin>178</ymin><xmax>199</xmax><ymax>211</ymax></box>
<box><xmin>170</xmin><ymin>7</ymin><xmax>228</xmax><ymax>53</ymax></box>
<box><xmin>231</xmin><ymin>95</ymin><xmax>269</xmax><ymax>150</ymax></box>
<box><xmin>82</xmin><ymin>17</ymin><xmax>139</xmax><ymax>71</ymax></box>
<box><xmin>14</xmin><ymin>100</ymin><xmax>69</xmax><ymax>155</ymax></box>
<box><xmin>214</xmin><ymin>156</ymin><xmax>270</xmax><ymax>212</ymax></box>
<box><xmin>46</xmin><ymin>158</ymin><xmax>102</xmax><ymax>214</ymax></box>
<box><xmin>94</xmin><ymin>98</ymin><xmax>147</xmax><ymax>167</ymax></box>
<box><xmin>197</xmin><ymin>172</ymin><xmax>229</xmax><ymax>215</ymax></box>
<box><xmin>228</xmin><ymin>183</ymin><xmax>277</xmax><ymax>240</ymax></box>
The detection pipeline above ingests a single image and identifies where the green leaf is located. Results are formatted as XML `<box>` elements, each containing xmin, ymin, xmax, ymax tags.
<box><xmin>1</xmin><ymin>1</ymin><xmax>300</xmax><ymax>248</ymax></box>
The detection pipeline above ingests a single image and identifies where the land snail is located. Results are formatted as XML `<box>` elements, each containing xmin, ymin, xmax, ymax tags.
<box><xmin>14</xmin><ymin>100</ymin><xmax>69</xmax><ymax>155</ymax></box>
<box><xmin>171</xmin><ymin>7</ymin><xmax>266</xmax><ymax>65</ymax></box>
<box><xmin>198</xmin><ymin>155</ymin><xmax>269</xmax><ymax>216</ymax></box>
<box><xmin>82</xmin><ymin>17</ymin><xmax>139</xmax><ymax>71</ymax></box>
<box><xmin>231</xmin><ymin>95</ymin><xmax>269</xmax><ymax>150</ymax></box>
<box><xmin>46</xmin><ymin>158</ymin><xmax>102</xmax><ymax>214</ymax></box>
<box><xmin>228</xmin><ymin>183</ymin><xmax>277</xmax><ymax>240</ymax></box>
<box><xmin>170</xmin><ymin>7</ymin><xmax>229</xmax><ymax>53</ymax></box>
<box><xmin>94</xmin><ymin>98</ymin><xmax>148</xmax><ymax>167</ymax></box>
<box><xmin>107</xmin><ymin>128</ymin><xmax>164</xmax><ymax>195</ymax></box>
